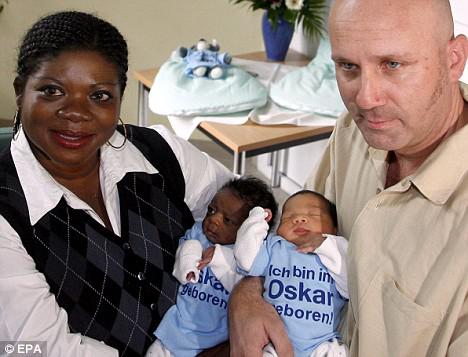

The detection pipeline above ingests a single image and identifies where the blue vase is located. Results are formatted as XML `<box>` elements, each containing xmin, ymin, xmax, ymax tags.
<box><xmin>262</xmin><ymin>11</ymin><xmax>294</xmax><ymax>61</ymax></box>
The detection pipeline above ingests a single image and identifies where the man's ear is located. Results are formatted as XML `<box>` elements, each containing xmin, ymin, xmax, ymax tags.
<box><xmin>447</xmin><ymin>34</ymin><xmax>468</xmax><ymax>82</ymax></box>
<box><xmin>13</xmin><ymin>77</ymin><xmax>24</xmax><ymax>107</ymax></box>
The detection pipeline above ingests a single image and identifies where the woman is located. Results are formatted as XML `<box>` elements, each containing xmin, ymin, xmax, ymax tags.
<box><xmin>0</xmin><ymin>11</ymin><xmax>232</xmax><ymax>356</ymax></box>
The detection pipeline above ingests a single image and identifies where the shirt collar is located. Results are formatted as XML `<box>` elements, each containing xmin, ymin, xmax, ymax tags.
<box><xmin>411</xmin><ymin>121</ymin><xmax>468</xmax><ymax>204</ymax></box>
<box><xmin>367</xmin><ymin>83</ymin><xmax>468</xmax><ymax>204</ymax></box>
<box><xmin>11</xmin><ymin>128</ymin><xmax>158</xmax><ymax>225</ymax></box>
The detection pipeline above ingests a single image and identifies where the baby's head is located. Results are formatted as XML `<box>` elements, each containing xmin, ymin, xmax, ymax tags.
<box><xmin>277</xmin><ymin>190</ymin><xmax>337</xmax><ymax>245</ymax></box>
<box><xmin>202</xmin><ymin>176</ymin><xmax>278</xmax><ymax>245</ymax></box>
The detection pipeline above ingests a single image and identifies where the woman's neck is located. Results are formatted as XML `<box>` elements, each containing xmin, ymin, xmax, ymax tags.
<box><xmin>31</xmin><ymin>147</ymin><xmax>113</xmax><ymax>230</ymax></box>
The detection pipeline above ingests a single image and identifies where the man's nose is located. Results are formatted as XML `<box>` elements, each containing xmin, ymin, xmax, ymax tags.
<box><xmin>355</xmin><ymin>69</ymin><xmax>386</xmax><ymax>110</ymax></box>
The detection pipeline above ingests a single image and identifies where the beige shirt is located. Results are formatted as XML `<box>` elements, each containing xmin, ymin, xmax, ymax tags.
<box><xmin>307</xmin><ymin>84</ymin><xmax>468</xmax><ymax>356</ymax></box>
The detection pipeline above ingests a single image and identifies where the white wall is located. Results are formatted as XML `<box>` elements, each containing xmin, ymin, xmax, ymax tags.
<box><xmin>0</xmin><ymin>0</ymin><xmax>263</xmax><ymax>123</ymax></box>
<box><xmin>257</xmin><ymin>0</ymin><xmax>468</xmax><ymax>194</ymax></box>
<box><xmin>450</xmin><ymin>0</ymin><xmax>468</xmax><ymax>83</ymax></box>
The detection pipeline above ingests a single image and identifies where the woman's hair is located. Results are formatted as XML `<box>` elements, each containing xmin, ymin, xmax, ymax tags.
<box><xmin>222</xmin><ymin>176</ymin><xmax>278</xmax><ymax>231</ymax></box>
<box><xmin>15</xmin><ymin>11</ymin><xmax>128</xmax><ymax>94</ymax></box>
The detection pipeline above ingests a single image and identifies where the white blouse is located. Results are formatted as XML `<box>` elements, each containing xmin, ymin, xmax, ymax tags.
<box><xmin>0</xmin><ymin>125</ymin><xmax>233</xmax><ymax>356</ymax></box>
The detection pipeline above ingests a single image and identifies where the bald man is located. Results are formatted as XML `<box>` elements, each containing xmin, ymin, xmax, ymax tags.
<box><xmin>229</xmin><ymin>0</ymin><xmax>468</xmax><ymax>356</ymax></box>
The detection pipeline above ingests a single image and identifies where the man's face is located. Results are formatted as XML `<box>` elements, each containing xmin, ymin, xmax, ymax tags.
<box><xmin>329</xmin><ymin>0</ymin><xmax>455</xmax><ymax>156</ymax></box>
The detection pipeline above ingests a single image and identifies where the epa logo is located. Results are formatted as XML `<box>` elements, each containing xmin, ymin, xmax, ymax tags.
<box><xmin>2</xmin><ymin>341</ymin><xmax>46</xmax><ymax>356</ymax></box>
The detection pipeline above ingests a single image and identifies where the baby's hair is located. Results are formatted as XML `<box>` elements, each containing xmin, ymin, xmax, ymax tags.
<box><xmin>222</xmin><ymin>176</ymin><xmax>278</xmax><ymax>231</ymax></box>
<box><xmin>15</xmin><ymin>11</ymin><xmax>128</xmax><ymax>94</ymax></box>
<box><xmin>286</xmin><ymin>190</ymin><xmax>338</xmax><ymax>228</ymax></box>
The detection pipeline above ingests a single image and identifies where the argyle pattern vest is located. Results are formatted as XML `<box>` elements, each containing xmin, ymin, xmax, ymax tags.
<box><xmin>0</xmin><ymin>125</ymin><xmax>194</xmax><ymax>356</ymax></box>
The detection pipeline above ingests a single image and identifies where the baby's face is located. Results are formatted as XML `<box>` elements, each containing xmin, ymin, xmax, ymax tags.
<box><xmin>202</xmin><ymin>189</ymin><xmax>249</xmax><ymax>245</ymax></box>
<box><xmin>277</xmin><ymin>193</ymin><xmax>336</xmax><ymax>245</ymax></box>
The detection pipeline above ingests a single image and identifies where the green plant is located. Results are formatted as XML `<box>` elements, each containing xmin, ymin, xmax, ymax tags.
<box><xmin>230</xmin><ymin>0</ymin><xmax>328</xmax><ymax>39</ymax></box>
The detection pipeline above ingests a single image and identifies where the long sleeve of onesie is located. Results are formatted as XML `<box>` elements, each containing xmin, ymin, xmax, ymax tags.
<box><xmin>314</xmin><ymin>234</ymin><xmax>349</xmax><ymax>299</ymax></box>
<box><xmin>208</xmin><ymin>244</ymin><xmax>243</xmax><ymax>291</ymax></box>
<box><xmin>172</xmin><ymin>237</ymin><xmax>203</xmax><ymax>284</ymax></box>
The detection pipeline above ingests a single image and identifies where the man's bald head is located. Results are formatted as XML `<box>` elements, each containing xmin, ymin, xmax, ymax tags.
<box><xmin>329</xmin><ymin>0</ymin><xmax>454</xmax><ymax>46</ymax></box>
<box><xmin>327</xmin><ymin>0</ymin><xmax>468</xmax><ymax>156</ymax></box>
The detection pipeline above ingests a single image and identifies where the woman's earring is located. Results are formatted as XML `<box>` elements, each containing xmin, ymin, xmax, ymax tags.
<box><xmin>107</xmin><ymin>118</ymin><xmax>127</xmax><ymax>149</ymax></box>
<box><xmin>12</xmin><ymin>109</ymin><xmax>21</xmax><ymax>140</ymax></box>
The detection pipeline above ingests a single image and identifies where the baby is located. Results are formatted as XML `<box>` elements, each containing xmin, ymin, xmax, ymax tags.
<box><xmin>146</xmin><ymin>176</ymin><xmax>277</xmax><ymax>357</ymax></box>
<box><xmin>234</xmin><ymin>190</ymin><xmax>349</xmax><ymax>357</ymax></box>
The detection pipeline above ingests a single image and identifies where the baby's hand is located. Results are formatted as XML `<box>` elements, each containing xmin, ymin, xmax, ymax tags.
<box><xmin>186</xmin><ymin>271</ymin><xmax>197</xmax><ymax>282</ymax></box>
<box><xmin>172</xmin><ymin>239</ymin><xmax>203</xmax><ymax>284</ymax></box>
<box><xmin>296</xmin><ymin>233</ymin><xmax>326</xmax><ymax>254</ymax></box>
<box><xmin>197</xmin><ymin>246</ymin><xmax>216</xmax><ymax>270</ymax></box>
<box><xmin>236</xmin><ymin>207</ymin><xmax>270</xmax><ymax>243</ymax></box>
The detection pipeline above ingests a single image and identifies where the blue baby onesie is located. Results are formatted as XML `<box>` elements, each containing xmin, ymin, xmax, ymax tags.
<box><xmin>249</xmin><ymin>235</ymin><xmax>347</xmax><ymax>357</ymax></box>
<box><xmin>155</xmin><ymin>222</ymin><xmax>231</xmax><ymax>357</ymax></box>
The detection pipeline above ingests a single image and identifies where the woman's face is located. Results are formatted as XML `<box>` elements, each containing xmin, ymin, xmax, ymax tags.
<box><xmin>15</xmin><ymin>50</ymin><xmax>121</xmax><ymax>176</ymax></box>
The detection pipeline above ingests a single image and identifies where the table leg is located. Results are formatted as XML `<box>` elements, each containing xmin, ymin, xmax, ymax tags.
<box><xmin>240</xmin><ymin>152</ymin><xmax>246</xmax><ymax>176</ymax></box>
<box><xmin>138</xmin><ymin>82</ymin><xmax>148</xmax><ymax>127</ymax></box>
<box><xmin>271</xmin><ymin>151</ymin><xmax>281</xmax><ymax>187</ymax></box>
<box><xmin>233</xmin><ymin>152</ymin><xmax>239</xmax><ymax>174</ymax></box>
<box><xmin>232</xmin><ymin>152</ymin><xmax>245</xmax><ymax>175</ymax></box>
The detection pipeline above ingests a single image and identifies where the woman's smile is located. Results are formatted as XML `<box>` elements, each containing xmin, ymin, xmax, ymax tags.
<box><xmin>51</xmin><ymin>130</ymin><xmax>95</xmax><ymax>149</ymax></box>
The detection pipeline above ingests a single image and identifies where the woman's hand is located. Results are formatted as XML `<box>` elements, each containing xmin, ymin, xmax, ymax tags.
<box><xmin>228</xmin><ymin>277</ymin><xmax>293</xmax><ymax>357</ymax></box>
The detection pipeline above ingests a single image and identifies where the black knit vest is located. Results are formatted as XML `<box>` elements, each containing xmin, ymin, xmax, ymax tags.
<box><xmin>0</xmin><ymin>125</ymin><xmax>194</xmax><ymax>356</ymax></box>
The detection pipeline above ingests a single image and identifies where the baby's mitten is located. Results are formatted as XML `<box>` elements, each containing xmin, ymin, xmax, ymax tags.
<box><xmin>172</xmin><ymin>239</ymin><xmax>203</xmax><ymax>284</ymax></box>
<box><xmin>234</xmin><ymin>206</ymin><xmax>269</xmax><ymax>271</ymax></box>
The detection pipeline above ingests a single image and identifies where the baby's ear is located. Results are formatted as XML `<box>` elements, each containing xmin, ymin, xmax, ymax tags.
<box><xmin>264</xmin><ymin>208</ymin><xmax>272</xmax><ymax>223</ymax></box>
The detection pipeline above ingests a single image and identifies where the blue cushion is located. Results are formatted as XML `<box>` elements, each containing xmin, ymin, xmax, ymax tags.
<box><xmin>149</xmin><ymin>59</ymin><xmax>267</xmax><ymax>116</ymax></box>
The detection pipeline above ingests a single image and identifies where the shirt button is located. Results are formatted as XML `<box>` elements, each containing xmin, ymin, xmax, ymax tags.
<box><xmin>150</xmin><ymin>303</ymin><xmax>157</xmax><ymax>311</ymax></box>
<box><xmin>138</xmin><ymin>272</ymin><xmax>146</xmax><ymax>281</ymax></box>
<box><xmin>122</xmin><ymin>243</ymin><xmax>131</xmax><ymax>250</ymax></box>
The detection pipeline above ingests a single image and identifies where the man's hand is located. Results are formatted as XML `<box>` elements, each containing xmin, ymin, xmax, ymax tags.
<box><xmin>229</xmin><ymin>277</ymin><xmax>293</xmax><ymax>357</ymax></box>
<box><xmin>197</xmin><ymin>246</ymin><xmax>216</xmax><ymax>270</ymax></box>
<box><xmin>296</xmin><ymin>233</ymin><xmax>326</xmax><ymax>254</ymax></box>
